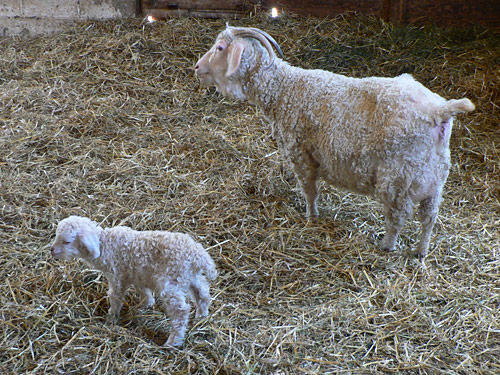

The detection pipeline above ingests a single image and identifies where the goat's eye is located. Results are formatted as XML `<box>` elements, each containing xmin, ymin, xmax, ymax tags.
<box><xmin>216</xmin><ymin>44</ymin><xmax>225</xmax><ymax>51</ymax></box>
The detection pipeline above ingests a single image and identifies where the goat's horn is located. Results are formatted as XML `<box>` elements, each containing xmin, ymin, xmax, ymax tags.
<box><xmin>231</xmin><ymin>28</ymin><xmax>283</xmax><ymax>69</ymax></box>
<box><xmin>247</xmin><ymin>28</ymin><xmax>284</xmax><ymax>59</ymax></box>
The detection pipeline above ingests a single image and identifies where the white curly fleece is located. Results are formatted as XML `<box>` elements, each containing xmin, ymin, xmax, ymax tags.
<box><xmin>52</xmin><ymin>215</ymin><xmax>217</xmax><ymax>347</ymax></box>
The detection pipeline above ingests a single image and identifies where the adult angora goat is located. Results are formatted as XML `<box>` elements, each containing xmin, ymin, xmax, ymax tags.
<box><xmin>195</xmin><ymin>26</ymin><xmax>474</xmax><ymax>258</ymax></box>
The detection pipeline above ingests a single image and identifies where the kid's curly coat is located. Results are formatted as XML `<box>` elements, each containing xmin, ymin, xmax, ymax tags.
<box><xmin>195</xmin><ymin>26</ymin><xmax>475</xmax><ymax>258</ymax></box>
<box><xmin>51</xmin><ymin>216</ymin><xmax>217</xmax><ymax>347</ymax></box>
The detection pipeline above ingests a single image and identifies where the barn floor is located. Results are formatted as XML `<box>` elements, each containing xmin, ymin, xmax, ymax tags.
<box><xmin>1</xmin><ymin>13</ymin><xmax>499</xmax><ymax>374</ymax></box>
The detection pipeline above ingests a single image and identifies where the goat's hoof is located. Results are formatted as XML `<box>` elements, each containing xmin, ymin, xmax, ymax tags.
<box><xmin>404</xmin><ymin>248</ymin><xmax>427</xmax><ymax>264</ymax></box>
<box><xmin>195</xmin><ymin>310</ymin><xmax>209</xmax><ymax>319</ymax></box>
<box><xmin>415</xmin><ymin>250</ymin><xmax>427</xmax><ymax>262</ymax></box>
<box><xmin>142</xmin><ymin>300</ymin><xmax>155</xmax><ymax>309</ymax></box>
<box><xmin>164</xmin><ymin>337</ymin><xmax>183</xmax><ymax>348</ymax></box>
<box><xmin>380</xmin><ymin>236</ymin><xmax>396</xmax><ymax>252</ymax></box>
<box><xmin>106</xmin><ymin>314</ymin><xmax>119</xmax><ymax>325</ymax></box>
<box><xmin>305</xmin><ymin>214</ymin><xmax>320</xmax><ymax>224</ymax></box>
<box><xmin>380</xmin><ymin>243</ymin><xmax>396</xmax><ymax>252</ymax></box>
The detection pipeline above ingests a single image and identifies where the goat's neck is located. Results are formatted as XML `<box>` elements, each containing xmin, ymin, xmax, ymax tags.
<box><xmin>84</xmin><ymin>228</ymin><xmax>110</xmax><ymax>273</ymax></box>
<box><xmin>245</xmin><ymin>60</ymin><xmax>290</xmax><ymax>118</ymax></box>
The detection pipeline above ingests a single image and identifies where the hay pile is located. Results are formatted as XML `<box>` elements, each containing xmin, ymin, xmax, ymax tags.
<box><xmin>1</xmin><ymin>12</ymin><xmax>499</xmax><ymax>374</ymax></box>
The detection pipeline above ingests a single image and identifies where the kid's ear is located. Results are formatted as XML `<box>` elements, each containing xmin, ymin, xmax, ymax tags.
<box><xmin>226</xmin><ymin>41</ymin><xmax>244</xmax><ymax>77</ymax></box>
<box><xmin>78</xmin><ymin>226</ymin><xmax>101</xmax><ymax>259</ymax></box>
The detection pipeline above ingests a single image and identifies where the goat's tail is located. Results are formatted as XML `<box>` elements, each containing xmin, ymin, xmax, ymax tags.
<box><xmin>194</xmin><ymin>244</ymin><xmax>218</xmax><ymax>281</ymax></box>
<box><xmin>438</xmin><ymin>98</ymin><xmax>475</xmax><ymax>122</ymax></box>
<box><xmin>203</xmin><ymin>255</ymin><xmax>218</xmax><ymax>281</ymax></box>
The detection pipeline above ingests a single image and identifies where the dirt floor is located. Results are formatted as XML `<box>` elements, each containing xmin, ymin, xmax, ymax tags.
<box><xmin>1</xmin><ymin>12</ymin><xmax>499</xmax><ymax>374</ymax></box>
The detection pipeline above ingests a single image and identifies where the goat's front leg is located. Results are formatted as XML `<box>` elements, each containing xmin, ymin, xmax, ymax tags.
<box><xmin>291</xmin><ymin>154</ymin><xmax>320</xmax><ymax>218</ymax></box>
<box><xmin>107</xmin><ymin>281</ymin><xmax>125</xmax><ymax>324</ymax></box>
<box><xmin>140</xmin><ymin>288</ymin><xmax>155</xmax><ymax>308</ymax></box>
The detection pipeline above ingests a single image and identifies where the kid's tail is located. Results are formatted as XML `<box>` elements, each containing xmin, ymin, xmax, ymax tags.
<box><xmin>195</xmin><ymin>243</ymin><xmax>218</xmax><ymax>281</ymax></box>
<box><xmin>203</xmin><ymin>256</ymin><xmax>218</xmax><ymax>281</ymax></box>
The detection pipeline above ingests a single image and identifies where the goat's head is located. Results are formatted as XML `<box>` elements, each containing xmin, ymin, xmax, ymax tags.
<box><xmin>51</xmin><ymin>216</ymin><xmax>102</xmax><ymax>261</ymax></box>
<box><xmin>195</xmin><ymin>26</ymin><xmax>283</xmax><ymax>100</ymax></box>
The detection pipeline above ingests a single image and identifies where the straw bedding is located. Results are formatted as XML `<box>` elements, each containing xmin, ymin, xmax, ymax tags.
<box><xmin>1</xmin><ymin>12</ymin><xmax>499</xmax><ymax>374</ymax></box>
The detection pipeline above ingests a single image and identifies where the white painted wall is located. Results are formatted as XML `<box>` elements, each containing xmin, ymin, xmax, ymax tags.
<box><xmin>0</xmin><ymin>0</ymin><xmax>137</xmax><ymax>36</ymax></box>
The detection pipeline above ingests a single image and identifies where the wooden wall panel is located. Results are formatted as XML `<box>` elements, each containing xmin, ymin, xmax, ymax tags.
<box><xmin>141</xmin><ymin>0</ymin><xmax>500</xmax><ymax>31</ymax></box>
<box><xmin>142</xmin><ymin>0</ymin><xmax>259</xmax><ymax>18</ymax></box>
<box><xmin>260</xmin><ymin>0</ymin><xmax>382</xmax><ymax>19</ymax></box>
<box><xmin>405</xmin><ymin>0</ymin><xmax>500</xmax><ymax>29</ymax></box>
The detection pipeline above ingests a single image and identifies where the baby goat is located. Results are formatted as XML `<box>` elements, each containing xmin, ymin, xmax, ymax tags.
<box><xmin>51</xmin><ymin>215</ymin><xmax>217</xmax><ymax>347</ymax></box>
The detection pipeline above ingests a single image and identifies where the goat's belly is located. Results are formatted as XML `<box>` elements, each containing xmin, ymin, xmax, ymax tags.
<box><xmin>319</xmin><ymin>161</ymin><xmax>376</xmax><ymax>195</ymax></box>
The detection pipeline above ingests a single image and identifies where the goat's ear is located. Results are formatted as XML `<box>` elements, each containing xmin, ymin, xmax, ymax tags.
<box><xmin>226</xmin><ymin>41</ymin><xmax>244</xmax><ymax>77</ymax></box>
<box><xmin>78</xmin><ymin>226</ymin><xmax>101</xmax><ymax>259</ymax></box>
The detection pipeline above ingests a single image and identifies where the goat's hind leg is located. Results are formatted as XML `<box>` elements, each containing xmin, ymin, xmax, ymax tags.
<box><xmin>190</xmin><ymin>276</ymin><xmax>211</xmax><ymax>319</ymax></box>
<box><xmin>415</xmin><ymin>194</ymin><xmax>441</xmax><ymax>259</ymax></box>
<box><xmin>381</xmin><ymin>199</ymin><xmax>413</xmax><ymax>252</ymax></box>
<box><xmin>160</xmin><ymin>285</ymin><xmax>190</xmax><ymax>347</ymax></box>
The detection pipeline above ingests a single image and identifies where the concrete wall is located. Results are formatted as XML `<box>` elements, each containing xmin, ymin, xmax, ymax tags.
<box><xmin>0</xmin><ymin>0</ymin><xmax>137</xmax><ymax>36</ymax></box>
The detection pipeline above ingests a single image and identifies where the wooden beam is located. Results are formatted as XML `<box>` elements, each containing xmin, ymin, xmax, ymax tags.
<box><xmin>141</xmin><ymin>0</ymin><xmax>500</xmax><ymax>31</ymax></box>
<box><xmin>261</xmin><ymin>0</ymin><xmax>383</xmax><ymax>19</ymax></box>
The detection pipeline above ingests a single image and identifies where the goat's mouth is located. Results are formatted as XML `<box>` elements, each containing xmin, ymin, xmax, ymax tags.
<box><xmin>51</xmin><ymin>248</ymin><xmax>68</xmax><ymax>260</ymax></box>
<box><xmin>195</xmin><ymin>72</ymin><xmax>214</xmax><ymax>86</ymax></box>
<box><xmin>51</xmin><ymin>250</ymin><xmax>63</xmax><ymax>259</ymax></box>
